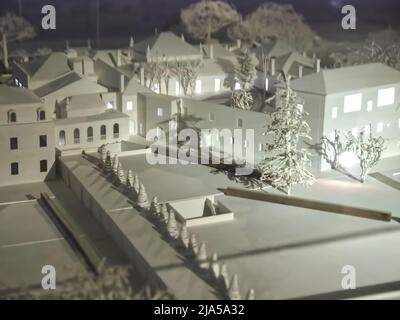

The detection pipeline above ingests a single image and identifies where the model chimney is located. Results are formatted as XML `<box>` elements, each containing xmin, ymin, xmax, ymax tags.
<box><xmin>270</xmin><ymin>57</ymin><xmax>276</xmax><ymax>76</ymax></box>
<box><xmin>315</xmin><ymin>58</ymin><xmax>321</xmax><ymax>72</ymax></box>
<box><xmin>120</xmin><ymin>74</ymin><xmax>125</xmax><ymax>92</ymax></box>
<box><xmin>117</xmin><ymin>49</ymin><xmax>122</xmax><ymax>66</ymax></box>
<box><xmin>298</xmin><ymin>65</ymin><xmax>303</xmax><ymax>78</ymax></box>
<box><xmin>209</xmin><ymin>44</ymin><xmax>214</xmax><ymax>59</ymax></box>
<box><xmin>87</xmin><ymin>39</ymin><xmax>91</xmax><ymax>49</ymax></box>
<box><xmin>129</xmin><ymin>36</ymin><xmax>134</xmax><ymax>48</ymax></box>
<box><xmin>66</xmin><ymin>40</ymin><xmax>70</xmax><ymax>50</ymax></box>
<box><xmin>181</xmin><ymin>33</ymin><xmax>185</xmax><ymax>42</ymax></box>
<box><xmin>140</xmin><ymin>67</ymin><xmax>145</xmax><ymax>86</ymax></box>
<box><xmin>199</xmin><ymin>42</ymin><xmax>203</xmax><ymax>55</ymax></box>
<box><xmin>236</xmin><ymin>39</ymin><xmax>241</xmax><ymax>49</ymax></box>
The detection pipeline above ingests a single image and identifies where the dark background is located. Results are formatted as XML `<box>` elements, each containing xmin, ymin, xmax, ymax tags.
<box><xmin>0</xmin><ymin>0</ymin><xmax>399</xmax><ymax>45</ymax></box>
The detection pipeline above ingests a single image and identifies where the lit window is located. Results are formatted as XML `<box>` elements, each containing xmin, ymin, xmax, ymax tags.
<box><xmin>265</xmin><ymin>78</ymin><xmax>269</xmax><ymax>91</ymax></box>
<box><xmin>215</xmin><ymin>79</ymin><xmax>221</xmax><ymax>92</ymax></box>
<box><xmin>332</xmin><ymin>107</ymin><xmax>338</xmax><ymax>119</ymax></box>
<box><xmin>230</xmin><ymin>136</ymin><xmax>234</xmax><ymax>144</ymax></box>
<box><xmin>343</xmin><ymin>93</ymin><xmax>362</xmax><ymax>113</ymax></box>
<box><xmin>244</xmin><ymin>140</ymin><xmax>248</xmax><ymax>148</ymax></box>
<box><xmin>351</xmin><ymin>128</ymin><xmax>358</xmax><ymax>136</ymax></box>
<box><xmin>297</xmin><ymin>104</ymin><xmax>304</xmax><ymax>112</ymax></box>
<box><xmin>377</xmin><ymin>122</ymin><xmax>384</xmax><ymax>133</ymax></box>
<box><xmin>235</xmin><ymin>82</ymin><xmax>241</xmax><ymax>90</ymax></box>
<box><xmin>209</xmin><ymin>112</ymin><xmax>215</xmax><ymax>121</ymax></box>
<box><xmin>367</xmin><ymin>100</ymin><xmax>373</xmax><ymax>112</ymax></box>
<box><xmin>139</xmin><ymin>123</ymin><xmax>143</xmax><ymax>134</ymax></box>
<box><xmin>153</xmin><ymin>83</ymin><xmax>160</xmax><ymax>94</ymax></box>
<box><xmin>175</xmin><ymin>81</ymin><xmax>180</xmax><ymax>96</ymax></box>
<box><xmin>107</xmin><ymin>101</ymin><xmax>114</xmax><ymax>110</ymax></box>
<box><xmin>364</xmin><ymin>125</ymin><xmax>371</xmax><ymax>134</ymax></box>
<box><xmin>157</xmin><ymin>108</ymin><xmax>163</xmax><ymax>117</ymax></box>
<box><xmin>127</xmin><ymin>101</ymin><xmax>133</xmax><ymax>111</ymax></box>
<box><xmin>398</xmin><ymin>119</ymin><xmax>400</xmax><ymax>128</ymax></box>
<box><xmin>377</xmin><ymin>87</ymin><xmax>395</xmax><ymax>107</ymax></box>
<box><xmin>195</xmin><ymin>80</ymin><xmax>202</xmax><ymax>94</ymax></box>
<box><xmin>258</xmin><ymin>144</ymin><xmax>263</xmax><ymax>151</ymax></box>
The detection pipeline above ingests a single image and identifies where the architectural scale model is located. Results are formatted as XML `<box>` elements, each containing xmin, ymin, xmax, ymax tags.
<box><xmin>1</xmin><ymin>0</ymin><xmax>400</xmax><ymax>301</ymax></box>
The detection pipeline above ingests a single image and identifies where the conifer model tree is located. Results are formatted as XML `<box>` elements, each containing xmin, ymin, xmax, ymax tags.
<box><xmin>104</xmin><ymin>151</ymin><xmax>112</xmax><ymax>173</ymax></box>
<box><xmin>126</xmin><ymin>169</ymin><xmax>134</xmax><ymax>189</ymax></box>
<box><xmin>167</xmin><ymin>210</ymin><xmax>179</xmax><ymax>239</ymax></box>
<box><xmin>235</xmin><ymin>47</ymin><xmax>257</xmax><ymax>91</ymax></box>
<box><xmin>179</xmin><ymin>224</ymin><xmax>190</xmax><ymax>248</ymax></box>
<box><xmin>258</xmin><ymin>76</ymin><xmax>315</xmax><ymax>195</ymax></box>
<box><xmin>137</xmin><ymin>182</ymin><xmax>150</xmax><ymax>209</ymax></box>
<box><xmin>228</xmin><ymin>274</ymin><xmax>241</xmax><ymax>300</ymax></box>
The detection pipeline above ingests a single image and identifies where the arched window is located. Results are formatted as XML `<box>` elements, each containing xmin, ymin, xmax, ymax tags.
<box><xmin>37</xmin><ymin>108</ymin><xmax>46</xmax><ymax>121</ymax></box>
<box><xmin>100</xmin><ymin>125</ymin><xmax>106</xmax><ymax>140</ymax></box>
<box><xmin>8</xmin><ymin>110</ymin><xmax>17</xmax><ymax>123</ymax></box>
<box><xmin>87</xmin><ymin>127</ymin><xmax>93</xmax><ymax>142</ymax></box>
<box><xmin>113</xmin><ymin>123</ymin><xmax>119</xmax><ymax>138</ymax></box>
<box><xmin>74</xmin><ymin>128</ymin><xmax>80</xmax><ymax>144</ymax></box>
<box><xmin>59</xmin><ymin>130</ymin><xmax>66</xmax><ymax>146</ymax></box>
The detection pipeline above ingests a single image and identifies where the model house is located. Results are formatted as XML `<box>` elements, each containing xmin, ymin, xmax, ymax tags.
<box><xmin>0</xmin><ymin>85</ymin><xmax>55</xmax><ymax>186</ymax></box>
<box><xmin>286</xmin><ymin>63</ymin><xmax>400</xmax><ymax>170</ymax></box>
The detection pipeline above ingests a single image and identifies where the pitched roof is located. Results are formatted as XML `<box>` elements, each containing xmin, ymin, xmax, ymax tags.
<box><xmin>55</xmin><ymin>109</ymin><xmax>129</xmax><ymax>125</ymax></box>
<box><xmin>17</xmin><ymin>52</ymin><xmax>71</xmax><ymax>81</ymax></box>
<box><xmin>135</xmin><ymin>32</ymin><xmax>201</xmax><ymax>60</ymax></box>
<box><xmin>199</xmin><ymin>42</ymin><xmax>235</xmax><ymax>59</ymax></box>
<box><xmin>0</xmin><ymin>85</ymin><xmax>41</xmax><ymax>105</ymax></box>
<box><xmin>289</xmin><ymin>63</ymin><xmax>400</xmax><ymax>95</ymax></box>
<box><xmin>275</xmin><ymin>51</ymin><xmax>314</xmax><ymax>75</ymax></box>
<box><xmin>33</xmin><ymin>72</ymin><xmax>81</xmax><ymax>97</ymax></box>
<box><xmin>67</xmin><ymin>93</ymin><xmax>106</xmax><ymax>111</ymax></box>
<box><xmin>253</xmin><ymin>40</ymin><xmax>295</xmax><ymax>59</ymax></box>
<box><xmin>123</xmin><ymin>78</ymin><xmax>152</xmax><ymax>95</ymax></box>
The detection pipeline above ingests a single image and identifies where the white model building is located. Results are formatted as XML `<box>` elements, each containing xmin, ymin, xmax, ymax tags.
<box><xmin>0</xmin><ymin>85</ymin><xmax>55</xmax><ymax>186</ymax></box>
<box><xmin>286</xmin><ymin>63</ymin><xmax>400</xmax><ymax>170</ymax></box>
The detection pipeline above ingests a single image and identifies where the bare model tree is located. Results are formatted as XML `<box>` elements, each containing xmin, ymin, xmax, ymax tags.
<box><xmin>231</xmin><ymin>89</ymin><xmax>253</xmax><ymax>110</ymax></box>
<box><xmin>228</xmin><ymin>3</ymin><xmax>317</xmax><ymax>51</ymax></box>
<box><xmin>321</xmin><ymin>130</ymin><xmax>354</xmax><ymax>169</ymax></box>
<box><xmin>181</xmin><ymin>0</ymin><xmax>240</xmax><ymax>41</ymax></box>
<box><xmin>171</xmin><ymin>60</ymin><xmax>202</xmax><ymax>96</ymax></box>
<box><xmin>0</xmin><ymin>13</ymin><xmax>35</xmax><ymax>70</ymax></box>
<box><xmin>348</xmin><ymin>126</ymin><xmax>385</xmax><ymax>183</ymax></box>
<box><xmin>258</xmin><ymin>75</ymin><xmax>315</xmax><ymax>195</ymax></box>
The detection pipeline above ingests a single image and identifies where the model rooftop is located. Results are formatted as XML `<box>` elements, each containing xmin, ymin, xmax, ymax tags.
<box><xmin>289</xmin><ymin>63</ymin><xmax>400</xmax><ymax>95</ymax></box>
<box><xmin>0</xmin><ymin>85</ymin><xmax>41</xmax><ymax>105</ymax></box>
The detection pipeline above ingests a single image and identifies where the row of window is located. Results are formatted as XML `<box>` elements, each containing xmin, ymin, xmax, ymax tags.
<box><xmin>10</xmin><ymin>135</ymin><xmax>47</xmax><ymax>150</ymax></box>
<box><xmin>10</xmin><ymin>160</ymin><xmax>48</xmax><ymax>175</ymax></box>
<box><xmin>330</xmin><ymin>120</ymin><xmax>400</xmax><ymax>140</ymax></box>
<box><xmin>335</xmin><ymin>88</ymin><xmax>396</xmax><ymax>117</ymax></box>
<box><xmin>58</xmin><ymin>124</ymin><xmax>120</xmax><ymax>146</ymax></box>
<box><xmin>153</xmin><ymin>79</ymin><xmax>223</xmax><ymax>96</ymax></box>
<box><xmin>4</xmin><ymin>109</ymin><xmax>46</xmax><ymax>123</ymax></box>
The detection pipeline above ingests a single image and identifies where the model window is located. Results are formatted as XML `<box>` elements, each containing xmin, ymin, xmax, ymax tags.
<box><xmin>8</xmin><ymin>110</ymin><xmax>17</xmax><ymax>123</ymax></box>
<box><xmin>59</xmin><ymin>130</ymin><xmax>66</xmax><ymax>146</ymax></box>
<box><xmin>377</xmin><ymin>88</ymin><xmax>395</xmax><ymax>107</ymax></box>
<box><xmin>100</xmin><ymin>125</ymin><xmax>107</xmax><ymax>140</ymax></box>
<box><xmin>87</xmin><ymin>127</ymin><xmax>93</xmax><ymax>142</ymax></box>
<box><xmin>332</xmin><ymin>107</ymin><xmax>338</xmax><ymax>119</ymax></box>
<box><xmin>113</xmin><ymin>123</ymin><xmax>120</xmax><ymax>138</ymax></box>
<box><xmin>209</xmin><ymin>112</ymin><xmax>215</xmax><ymax>121</ymax></box>
<box><xmin>127</xmin><ymin>101</ymin><xmax>133</xmax><ymax>111</ymax></box>
<box><xmin>10</xmin><ymin>137</ymin><xmax>18</xmax><ymax>150</ymax></box>
<box><xmin>377</xmin><ymin>122</ymin><xmax>384</xmax><ymax>133</ymax></box>
<box><xmin>237</xmin><ymin>118</ymin><xmax>243</xmax><ymax>128</ymax></box>
<box><xmin>157</xmin><ymin>108</ymin><xmax>163</xmax><ymax>117</ymax></box>
<box><xmin>38</xmin><ymin>109</ymin><xmax>46</xmax><ymax>120</ymax></box>
<box><xmin>74</xmin><ymin>128</ymin><xmax>80</xmax><ymax>144</ymax></box>
<box><xmin>367</xmin><ymin>100</ymin><xmax>373</xmax><ymax>112</ymax></box>
<box><xmin>215</xmin><ymin>79</ymin><xmax>221</xmax><ymax>92</ymax></box>
<box><xmin>107</xmin><ymin>101</ymin><xmax>114</xmax><ymax>110</ymax></box>
<box><xmin>195</xmin><ymin>80</ymin><xmax>202</xmax><ymax>94</ymax></box>
<box><xmin>39</xmin><ymin>135</ymin><xmax>47</xmax><ymax>147</ymax></box>
<box><xmin>343</xmin><ymin>93</ymin><xmax>362</xmax><ymax>113</ymax></box>
<box><xmin>11</xmin><ymin>162</ymin><xmax>19</xmax><ymax>175</ymax></box>
<box><xmin>40</xmin><ymin>160</ymin><xmax>48</xmax><ymax>173</ymax></box>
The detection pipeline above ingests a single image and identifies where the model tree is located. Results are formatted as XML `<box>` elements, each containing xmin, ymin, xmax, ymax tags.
<box><xmin>228</xmin><ymin>274</ymin><xmax>241</xmax><ymax>300</ymax></box>
<box><xmin>112</xmin><ymin>155</ymin><xmax>119</xmax><ymax>175</ymax></box>
<box><xmin>167</xmin><ymin>210</ymin><xmax>179</xmax><ymax>239</ymax></box>
<box><xmin>209</xmin><ymin>252</ymin><xmax>220</xmax><ymax>279</ymax></box>
<box><xmin>219</xmin><ymin>263</ymin><xmax>229</xmax><ymax>289</ymax></box>
<box><xmin>181</xmin><ymin>0</ymin><xmax>240</xmax><ymax>41</ymax></box>
<box><xmin>103</xmin><ymin>151</ymin><xmax>112</xmax><ymax>174</ymax></box>
<box><xmin>126</xmin><ymin>169</ymin><xmax>134</xmax><ymax>189</ymax></box>
<box><xmin>321</xmin><ymin>130</ymin><xmax>354</xmax><ymax>169</ymax></box>
<box><xmin>231</xmin><ymin>89</ymin><xmax>254</xmax><ymax>110</ymax></box>
<box><xmin>258</xmin><ymin>75</ymin><xmax>315</xmax><ymax>195</ymax></box>
<box><xmin>179</xmin><ymin>224</ymin><xmax>190</xmax><ymax>248</ymax></box>
<box><xmin>137</xmin><ymin>182</ymin><xmax>150</xmax><ymax>209</ymax></box>
<box><xmin>189</xmin><ymin>233</ymin><xmax>199</xmax><ymax>256</ymax></box>
<box><xmin>348</xmin><ymin>126</ymin><xmax>385</xmax><ymax>183</ymax></box>
<box><xmin>133</xmin><ymin>175</ymin><xmax>140</xmax><ymax>194</ymax></box>
<box><xmin>228</xmin><ymin>3</ymin><xmax>316</xmax><ymax>51</ymax></box>
<box><xmin>196</xmin><ymin>242</ymin><xmax>208</xmax><ymax>269</ymax></box>
<box><xmin>150</xmin><ymin>196</ymin><xmax>161</xmax><ymax>217</ymax></box>
<box><xmin>117</xmin><ymin>163</ymin><xmax>125</xmax><ymax>185</ymax></box>
<box><xmin>100</xmin><ymin>146</ymin><xmax>107</xmax><ymax>165</ymax></box>
<box><xmin>171</xmin><ymin>60</ymin><xmax>202</xmax><ymax>96</ymax></box>
<box><xmin>235</xmin><ymin>47</ymin><xmax>257</xmax><ymax>90</ymax></box>
<box><xmin>0</xmin><ymin>13</ymin><xmax>35</xmax><ymax>70</ymax></box>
